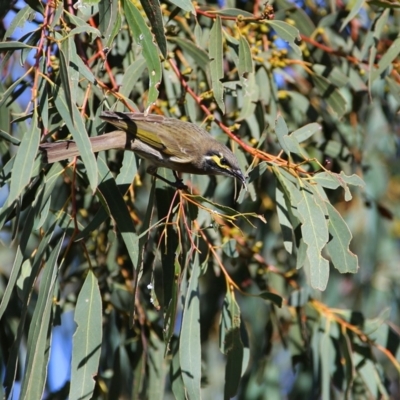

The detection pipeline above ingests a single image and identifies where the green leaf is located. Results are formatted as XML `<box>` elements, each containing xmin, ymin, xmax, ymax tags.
<box><xmin>238</xmin><ymin>34</ymin><xmax>253</xmax><ymax>79</ymax></box>
<box><xmin>219</xmin><ymin>292</ymin><xmax>246</xmax><ymax>399</ymax></box>
<box><xmin>209</xmin><ymin>17</ymin><xmax>225</xmax><ymax>113</ymax></box>
<box><xmin>266</xmin><ymin>20</ymin><xmax>301</xmax><ymax>55</ymax></box>
<box><xmin>208</xmin><ymin>8</ymin><xmax>254</xmax><ymax>18</ymax></box>
<box><xmin>66</xmin><ymin>25</ymin><xmax>101</xmax><ymax>40</ymax></box>
<box><xmin>148</xmin><ymin>330</ymin><xmax>166</xmax><ymax>399</ymax></box>
<box><xmin>258</xmin><ymin>291</ymin><xmax>283</xmax><ymax>307</ymax></box>
<box><xmin>180</xmin><ymin>255</ymin><xmax>201</xmax><ymax>400</ymax></box>
<box><xmin>311</xmin><ymin>74</ymin><xmax>347</xmax><ymax>118</ymax></box>
<box><xmin>19</xmin><ymin>235</ymin><xmax>64</xmax><ymax>400</ymax></box>
<box><xmin>97</xmin><ymin>157</ymin><xmax>139</xmax><ymax>268</ymax></box>
<box><xmin>119</xmin><ymin>58</ymin><xmax>147</xmax><ymax>98</ymax></box>
<box><xmin>7</xmin><ymin>112</ymin><xmax>39</xmax><ymax>206</ymax></box>
<box><xmin>275</xmin><ymin>182</ymin><xmax>297</xmax><ymax>254</ymax></box>
<box><xmin>224</xmin><ymin>327</ymin><xmax>243</xmax><ymax>399</ymax></box>
<box><xmin>222</xmin><ymin>238</ymin><xmax>239</xmax><ymax>258</ymax></box>
<box><xmin>0</xmin><ymin>65</ymin><xmax>31</xmax><ymax>109</ymax></box>
<box><xmin>275</xmin><ymin>115</ymin><xmax>307</xmax><ymax>157</ymax></box>
<box><xmin>386</xmin><ymin>75</ymin><xmax>400</xmax><ymax>104</ymax></box>
<box><xmin>69</xmin><ymin>270</ymin><xmax>102</xmax><ymax>400</ymax></box>
<box><xmin>291</xmin><ymin>123</ymin><xmax>321</xmax><ymax>143</ymax></box>
<box><xmin>275</xmin><ymin>114</ymin><xmax>290</xmax><ymax>154</ymax></box>
<box><xmin>368</xmin><ymin>0</ymin><xmax>400</xmax><ymax>8</ymax></box>
<box><xmin>58</xmin><ymin>48</ymin><xmax>73</xmax><ymax>117</ymax></box>
<box><xmin>371</xmin><ymin>36</ymin><xmax>400</xmax><ymax>82</ymax></box>
<box><xmin>170</xmin><ymin>340</ymin><xmax>186</xmax><ymax>399</ymax></box>
<box><xmin>122</xmin><ymin>0</ymin><xmax>162</xmax><ymax>108</ymax></box>
<box><xmin>141</xmin><ymin>0</ymin><xmax>167</xmax><ymax>58</ymax></box>
<box><xmin>297</xmin><ymin>186</ymin><xmax>329</xmax><ymax>290</ymax></box>
<box><xmin>53</xmin><ymin>85</ymin><xmax>98</xmax><ymax>191</ymax></box>
<box><xmin>0</xmin><ymin>247</ymin><xmax>24</xmax><ymax>320</ymax></box>
<box><xmin>3</xmin><ymin>5</ymin><xmax>34</xmax><ymax>40</ymax></box>
<box><xmin>168</xmin><ymin>0</ymin><xmax>195</xmax><ymax>14</ymax></box>
<box><xmin>325</xmin><ymin>202</ymin><xmax>359</xmax><ymax>273</ymax></box>
<box><xmin>0</xmin><ymin>41</ymin><xmax>35</xmax><ymax>50</ymax></box>
<box><xmin>99</xmin><ymin>0</ymin><xmax>122</xmax><ymax>48</ymax></box>
<box><xmin>340</xmin><ymin>0</ymin><xmax>365</xmax><ymax>31</ymax></box>
<box><xmin>237</xmin><ymin>35</ymin><xmax>258</xmax><ymax>120</ymax></box>
<box><xmin>313</xmin><ymin>171</ymin><xmax>365</xmax><ymax>201</ymax></box>
<box><xmin>168</xmin><ymin>37</ymin><xmax>210</xmax><ymax>72</ymax></box>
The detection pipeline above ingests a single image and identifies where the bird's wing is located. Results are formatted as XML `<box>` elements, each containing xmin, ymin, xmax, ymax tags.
<box><xmin>134</xmin><ymin>119</ymin><xmax>196</xmax><ymax>163</ymax></box>
<box><xmin>102</xmin><ymin>112</ymin><xmax>205</xmax><ymax>164</ymax></box>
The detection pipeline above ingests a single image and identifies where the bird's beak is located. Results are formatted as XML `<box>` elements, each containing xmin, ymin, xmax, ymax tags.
<box><xmin>232</xmin><ymin>169</ymin><xmax>248</xmax><ymax>190</ymax></box>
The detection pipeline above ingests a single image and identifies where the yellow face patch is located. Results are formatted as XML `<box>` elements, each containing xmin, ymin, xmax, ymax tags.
<box><xmin>209</xmin><ymin>153</ymin><xmax>230</xmax><ymax>170</ymax></box>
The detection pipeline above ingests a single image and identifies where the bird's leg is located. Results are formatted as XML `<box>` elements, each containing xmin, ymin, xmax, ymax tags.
<box><xmin>146</xmin><ymin>166</ymin><xmax>188</xmax><ymax>190</ymax></box>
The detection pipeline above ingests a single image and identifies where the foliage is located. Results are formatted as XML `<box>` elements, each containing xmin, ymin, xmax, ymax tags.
<box><xmin>1</xmin><ymin>0</ymin><xmax>400</xmax><ymax>398</ymax></box>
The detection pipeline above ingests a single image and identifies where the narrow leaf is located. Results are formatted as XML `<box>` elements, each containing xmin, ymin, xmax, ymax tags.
<box><xmin>180</xmin><ymin>255</ymin><xmax>201</xmax><ymax>400</ymax></box>
<box><xmin>69</xmin><ymin>270</ymin><xmax>102</xmax><ymax>400</ymax></box>
<box><xmin>371</xmin><ymin>36</ymin><xmax>400</xmax><ymax>82</ymax></box>
<box><xmin>19</xmin><ymin>235</ymin><xmax>64</xmax><ymax>400</ymax></box>
<box><xmin>122</xmin><ymin>0</ymin><xmax>161</xmax><ymax>107</ymax></box>
<box><xmin>311</xmin><ymin>74</ymin><xmax>347</xmax><ymax>118</ymax></box>
<box><xmin>7</xmin><ymin>112</ymin><xmax>39</xmax><ymax>206</ymax></box>
<box><xmin>53</xmin><ymin>86</ymin><xmax>98</xmax><ymax>191</ymax></box>
<box><xmin>209</xmin><ymin>16</ymin><xmax>225</xmax><ymax>112</ymax></box>
<box><xmin>340</xmin><ymin>0</ymin><xmax>365</xmax><ymax>31</ymax></box>
<box><xmin>168</xmin><ymin>37</ymin><xmax>209</xmax><ymax>72</ymax></box>
<box><xmin>97</xmin><ymin>158</ymin><xmax>139</xmax><ymax>268</ymax></box>
<box><xmin>291</xmin><ymin>123</ymin><xmax>321</xmax><ymax>143</ymax></box>
<box><xmin>141</xmin><ymin>0</ymin><xmax>167</xmax><ymax>58</ymax></box>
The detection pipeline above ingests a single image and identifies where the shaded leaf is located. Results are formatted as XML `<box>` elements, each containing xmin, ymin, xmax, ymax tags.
<box><xmin>141</xmin><ymin>0</ymin><xmax>167</xmax><ymax>58</ymax></box>
<box><xmin>97</xmin><ymin>158</ymin><xmax>139</xmax><ymax>268</ymax></box>
<box><xmin>258</xmin><ymin>291</ymin><xmax>283</xmax><ymax>307</ymax></box>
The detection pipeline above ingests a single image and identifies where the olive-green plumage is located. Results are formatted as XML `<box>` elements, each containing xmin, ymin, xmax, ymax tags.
<box><xmin>40</xmin><ymin>111</ymin><xmax>246</xmax><ymax>188</ymax></box>
<box><xmin>100</xmin><ymin>111</ymin><xmax>246</xmax><ymax>186</ymax></box>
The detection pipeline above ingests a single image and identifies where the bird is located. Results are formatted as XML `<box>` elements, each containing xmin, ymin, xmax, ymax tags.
<box><xmin>40</xmin><ymin>111</ymin><xmax>247</xmax><ymax>189</ymax></box>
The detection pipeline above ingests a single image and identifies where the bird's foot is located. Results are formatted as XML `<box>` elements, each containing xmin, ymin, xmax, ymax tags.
<box><xmin>146</xmin><ymin>166</ymin><xmax>188</xmax><ymax>190</ymax></box>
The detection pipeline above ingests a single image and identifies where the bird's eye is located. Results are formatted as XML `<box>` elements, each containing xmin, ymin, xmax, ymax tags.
<box><xmin>220</xmin><ymin>157</ymin><xmax>228</xmax><ymax>165</ymax></box>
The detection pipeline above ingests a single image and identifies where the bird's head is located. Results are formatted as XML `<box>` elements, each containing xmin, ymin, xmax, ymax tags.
<box><xmin>202</xmin><ymin>148</ymin><xmax>247</xmax><ymax>187</ymax></box>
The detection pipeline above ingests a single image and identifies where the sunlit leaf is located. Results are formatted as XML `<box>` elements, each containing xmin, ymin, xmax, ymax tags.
<box><xmin>266</xmin><ymin>20</ymin><xmax>301</xmax><ymax>55</ymax></box>
<box><xmin>297</xmin><ymin>186</ymin><xmax>329</xmax><ymax>290</ymax></box>
<box><xmin>69</xmin><ymin>270</ymin><xmax>102</xmax><ymax>400</ymax></box>
<box><xmin>180</xmin><ymin>254</ymin><xmax>201</xmax><ymax>400</ymax></box>
<box><xmin>325</xmin><ymin>202</ymin><xmax>359</xmax><ymax>273</ymax></box>
<box><xmin>210</xmin><ymin>17</ymin><xmax>225</xmax><ymax>112</ymax></box>
<box><xmin>7</xmin><ymin>112</ymin><xmax>39</xmax><ymax>206</ymax></box>
<box><xmin>122</xmin><ymin>0</ymin><xmax>162</xmax><ymax>107</ymax></box>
